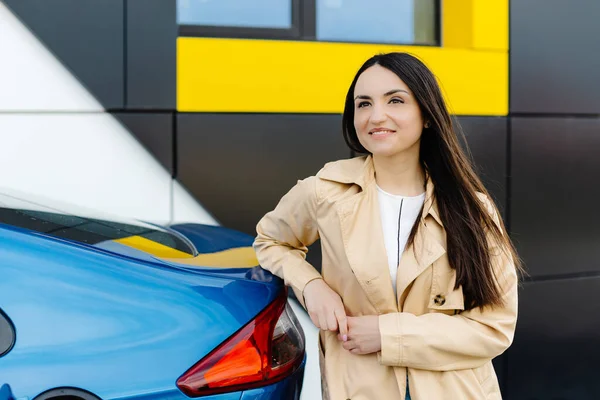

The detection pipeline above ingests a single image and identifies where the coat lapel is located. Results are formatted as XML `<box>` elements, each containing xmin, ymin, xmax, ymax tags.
<box><xmin>396</xmin><ymin>179</ymin><xmax>447</xmax><ymax>306</ymax></box>
<box><xmin>332</xmin><ymin>157</ymin><xmax>397</xmax><ymax>314</ymax></box>
<box><xmin>395</xmin><ymin>220</ymin><xmax>447</xmax><ymax>306</ymax></box>
<box><xmin>336</xmin><ymin>184</ymin><xmax>398</xmax><ymax>314</ymax></box>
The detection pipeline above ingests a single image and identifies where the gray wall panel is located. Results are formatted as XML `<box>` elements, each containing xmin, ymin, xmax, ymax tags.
<box><xmin>456</xmin><ymin>117</ymin><xmax>507</xmax><ymax>216</ymax></box>
<box><xmin>511</xmin><ymin>117</ymin><xmax>600</xmax><ymax>277</ymax></box>
<box><xmin>113</xmin><ymin>113</ymin><xmax>173</xmax><ymax>174</ymax></box>
<box><xmin>126</xmin><ymin>0</ymin><xmax>176</xmax><ymax>109</ymax></box>
<box><xmin>177</xmin><ymin>114</ymin><xmax>348</xmax><ymax>235</ymax></box>
<box><xmin>492</xmin><ymin>356</ymin><xmax>507</xmax><ymax>398</ymax></box>
<box><xmin>506</xmin><ymin>277</ymin><xmax>600</xmax><ymax>399</ymax></box>
<box><xmin>5</xmin><ymin>0</ymin><xmax>124</xmax><ymax>109</ymax></box>
<box><xmin>510</xmin><ymin>0</ymin><xmax>600</xmax><ymax>114</ymax></box>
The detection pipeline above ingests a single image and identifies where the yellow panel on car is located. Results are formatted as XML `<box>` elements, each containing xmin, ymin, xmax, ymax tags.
<box><xmin>161</xmin><ymin>246</ymin><xmax>259</xmax><ymax>268</ymax></box>
<box><xmin>115</xmin><ymin>236</ymin><xmax>195</xmax><ymax>258</ymax></box>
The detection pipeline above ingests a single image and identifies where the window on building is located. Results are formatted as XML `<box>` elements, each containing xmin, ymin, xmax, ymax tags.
<box><xmin>316</xmin><ymin>0</ymin><xmax>438</xmax><ymax>45</ymax></box>
<box><xmin>177</xmin><ymin>0</ymin><xmax>293</xmax><ymax>29</ymax></box>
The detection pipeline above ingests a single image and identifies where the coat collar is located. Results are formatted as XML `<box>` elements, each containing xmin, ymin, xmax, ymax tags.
<box><xmin>318</xmin><ymin>155</ymin><xmax>444</xmax><ymax>227</ymax></box>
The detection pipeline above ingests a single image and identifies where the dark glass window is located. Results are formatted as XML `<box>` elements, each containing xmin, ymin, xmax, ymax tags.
<box><xmin>316</xmin><ymin>0</ymin><xmax>438</xmax><ymax>45</ymax></box>
<box><xmin>0</xmin><ymin>193</ymin><xmax>195</xmax><ymax>256</ymax></box>
<box><xmin>177</xmin><ymin>0</ymin><xmax>292</xmax><ymax>29</ymax></box>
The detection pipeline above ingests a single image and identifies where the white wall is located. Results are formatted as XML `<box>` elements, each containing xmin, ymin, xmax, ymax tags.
<box><xmin>0</xmin><ymin>2</ymin><xmax>216</xmax><ymax>226</ymax></box>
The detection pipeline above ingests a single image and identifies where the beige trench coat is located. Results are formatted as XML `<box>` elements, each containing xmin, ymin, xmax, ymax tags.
<box><xmin>254</xmin><ymin>156</ymin><xmax>518</xmax><ymax>400</ymax></box>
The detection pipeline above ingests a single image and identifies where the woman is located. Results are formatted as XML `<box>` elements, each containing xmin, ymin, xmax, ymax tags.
<box><xmin>254</xmin><ymin>52</ymin><xmax>521</xmax><ymax>400</ymax></box>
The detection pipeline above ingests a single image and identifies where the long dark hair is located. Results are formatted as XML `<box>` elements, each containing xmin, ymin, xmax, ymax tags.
<box><xmin>342</xmin><ymin>52</ymin><xmax>522</xmax><ymax>310</ymax></box>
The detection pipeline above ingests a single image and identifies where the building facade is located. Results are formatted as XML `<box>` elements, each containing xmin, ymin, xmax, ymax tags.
<box><xmin>1</xmin><ymin>1</ymin><xmax>599</xmax><ymax>398</ymax></box>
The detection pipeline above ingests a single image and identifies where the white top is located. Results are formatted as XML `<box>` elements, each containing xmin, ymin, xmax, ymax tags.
<box><xmin>376</xmin><ymin>185</ymin><xmax>426</xmax><ymax>297</ymax></box>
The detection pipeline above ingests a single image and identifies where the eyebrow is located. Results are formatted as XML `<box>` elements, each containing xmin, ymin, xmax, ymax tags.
<box><xmin>354</xmin><ymin>89</ymin><xmax>410</xmax><ymax>100</ymax></box>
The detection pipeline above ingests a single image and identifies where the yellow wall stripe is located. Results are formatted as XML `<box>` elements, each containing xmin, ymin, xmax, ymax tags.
<box><xmin>442</xmin><ymin>1</ymin><xmax>475</xmax><ymax>49</ymax></box>
<box><xmin>177</xmin><ymin>0</ymin><xmax>509</xmax><ymax>116</ymax></box>
<box><xmin>177</xmin><ymin>38</ymin><xmax>507</xmax><ymax>116</ymax></box>
<box><xmin>472</xmin><ymin>1</ymin><xmax>509</xmax><ymax>51</ymax></box>
<box><xmin>443</xmin><ymin>0</ymin><xmax>509</xmax><ymax>51</ymax></box>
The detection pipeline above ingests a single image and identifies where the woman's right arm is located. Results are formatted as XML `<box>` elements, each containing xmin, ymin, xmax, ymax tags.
<box><xmin>254</xmin><ymin>176</ymin><xmax>322</xmax><ymax>300</ymax></box>
<box><xmin>253</xmin><ymin>176</ymin><xmax>348</xmax><ymax>337</ymax></box>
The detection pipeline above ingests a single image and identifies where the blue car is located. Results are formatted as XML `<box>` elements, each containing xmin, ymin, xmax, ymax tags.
<box><xmin>0</xmin><ymin>191</ymin><xmax>306</xmax><ymax>400</ymax></box>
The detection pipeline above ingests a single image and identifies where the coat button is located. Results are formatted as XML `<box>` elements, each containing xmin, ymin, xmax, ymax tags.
<box><xmin>434</xmin><ymin>294</ymin><xmax>446</xmax><ymax>306</ymax></box>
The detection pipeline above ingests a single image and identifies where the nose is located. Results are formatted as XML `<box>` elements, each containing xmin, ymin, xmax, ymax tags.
<box><xmin>369</xmin><ymin>104</ymin><xmax>388</xmax><ymax>124</ymax></box>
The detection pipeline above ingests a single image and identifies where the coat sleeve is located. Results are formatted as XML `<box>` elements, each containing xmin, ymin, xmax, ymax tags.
<box><xmin>378</xmin><ymin>200</ymin><xmax>519</xmax><ymax>371</ymax></box>
<box><xmin>253</xmin><ymin>176</ymin><xmax>322</xmax><ymax>308</ymax></box>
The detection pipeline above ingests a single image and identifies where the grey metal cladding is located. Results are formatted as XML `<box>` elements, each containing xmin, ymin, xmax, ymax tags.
<box><xmin>126</xmin><ymin>0</ymin><xmax>177</xmax><ymax>110</ymax></box>
<box><xmin>492</xmin><ymin>356</ymin><xmax>507</xmax><ymax>398</ymax></box>
<box><xmin>510</xmin><ymin>0</ymin><xmax>600</xmax><ymax>114</ymax></box>
<box><xmin>511</xmin><ymin>117</ymin><xmax>600</xmax><ymax>277</ymax></box>
<box><xmin>112</xmin><ymin>113</ymin><xmax>173</xmax><ymax>174</ymax></box>
<box><xmin>505</xmin><ymin>278</ymin><xmax>600</xmax><ymax>399</ymax></box>
<box><xmin>455</xmin><ymin>116</ymin><xmax>507</xmax><ymax>218</ymax></box>
<box><xmin>177</xmin><ymin>113</ymin><xmax>349</xmax><ymax>235</ymax></box>
<box><xmin>4</xmin><ymin>0</ymin><xmax>124</xmax><ymax>109</ymax></box>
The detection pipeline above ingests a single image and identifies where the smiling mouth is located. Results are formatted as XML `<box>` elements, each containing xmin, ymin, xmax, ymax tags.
<box><xmin>369</xmin><ymin>129</ymin><xmax>395</xmax><ymax>135</ymax></box>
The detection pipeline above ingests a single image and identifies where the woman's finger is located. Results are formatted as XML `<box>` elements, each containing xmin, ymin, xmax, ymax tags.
<box><xmin>309</xmin><ymin>312</ymin><xmax>320</xmax><ymax>329</ymax></box>
<box><xmin>334</xmin><ymin>308</ymin><xmax>348</xmax><ymax>341</ymax></box>
<box><xmin>318</xmin><ymin>314</ymin><xmax>329</xmax><ymax>332</ymax></box>
<box><xmin>326</xmin><ymin>310</ymin><xmax>338</xmax><ymax>331</ymax></box>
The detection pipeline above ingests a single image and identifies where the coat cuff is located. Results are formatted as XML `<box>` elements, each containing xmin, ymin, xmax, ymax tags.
<box><xmin>285</xmin><ymin>256</ymin><xmax>322</xmax><ymax>308</ymax></box>
<box><xmin>379</xmin><ymin>313</ymin><xmax>404</xmax><ymax>366</ymax></box>
<box><xmin>290</xmin><ymin>278</ymin><xmax>321</xmax><ymax>309</ymax></box>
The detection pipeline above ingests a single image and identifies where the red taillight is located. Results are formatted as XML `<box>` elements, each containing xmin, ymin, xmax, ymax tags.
<box><xmin>176</xmin><ymin>289</ymin><xmax>305</xmax><ymax>397</ymax></box>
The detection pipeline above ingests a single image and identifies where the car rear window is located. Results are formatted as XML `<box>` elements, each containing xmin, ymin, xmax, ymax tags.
<box><xmin>0</xmin><ymin>192</ymin><xmax>196</xmax><ymax>256</ymax></box>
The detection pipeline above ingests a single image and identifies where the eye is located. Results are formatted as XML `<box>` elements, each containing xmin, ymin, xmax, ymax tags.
<box><xmin>389</xmin><ymin>97</ymin><xmax>404</xmax><ymax>104</ymax></box>
<box><xmin>357</xmin><ymin>101</ymin><xmax>371</xmax><ymax>108</ymax></box>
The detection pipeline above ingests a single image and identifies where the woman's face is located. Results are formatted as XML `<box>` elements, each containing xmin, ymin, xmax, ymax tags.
<box><xmin>353</xmin><ymin>64</ymin><xmax>426</xmax><ymax>158</ymax></box>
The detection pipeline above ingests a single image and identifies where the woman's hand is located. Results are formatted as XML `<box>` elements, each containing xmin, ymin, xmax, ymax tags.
<box><xmin>303</xmin><ymin>278</ymin><xmax>348</xmax><ymax>339</ymax></box>
<box><xmin>337</xmin><ymin>316</ymin><xmax>381</xmax><ymax>355</ymax></box>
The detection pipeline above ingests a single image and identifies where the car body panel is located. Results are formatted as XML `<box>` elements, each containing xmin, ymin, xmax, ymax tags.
<box><xmin>0</xmin><ymin>384</ymin><xmax>13</xmax><ymax>400</ymax></box>
<box><xmin>0</xmin><ymin>224</ymin><xmax>285</xmax><ymax>399</ymax></box>
<box><xmin>169</xmin><ymin>224</ymin><xmax>254</xmax><ymax>254</ymax></box>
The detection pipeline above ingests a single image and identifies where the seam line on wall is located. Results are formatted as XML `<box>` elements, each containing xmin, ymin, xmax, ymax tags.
<box><xmin>524</xmin><ymin>271</ymin><xmax>600</xmax><ymax>283</ymax></box>
<box><xmin>169</xmin><ymin>113</ymin><xmax>177</xmax><ymax>224</ymax></box>
<box><xmin>123</xmin><ymin>0</ymin><xmax>128</xmax><ymax>107</ymax></box>
<box><xmin>511</xmin><ymin>112</ymin><xmax>600</xmax><ymax>118</ymax></box>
